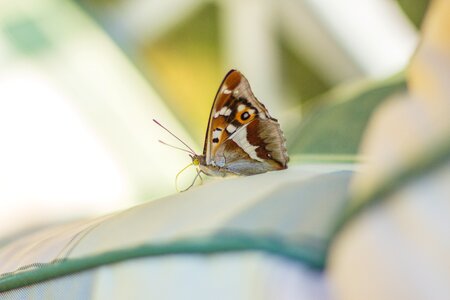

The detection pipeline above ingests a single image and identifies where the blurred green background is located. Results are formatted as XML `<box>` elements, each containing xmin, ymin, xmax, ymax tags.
<box><xmin>0</xmin><ymin>0</ymin><xmax>428</xmax><ymax>237</ymax></box>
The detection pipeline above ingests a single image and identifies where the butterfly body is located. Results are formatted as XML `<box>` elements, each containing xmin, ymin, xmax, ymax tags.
<box><xmin>194</xmin><ymin>70</ymin><xmax>288</xmax><ymax>177</ymax></box>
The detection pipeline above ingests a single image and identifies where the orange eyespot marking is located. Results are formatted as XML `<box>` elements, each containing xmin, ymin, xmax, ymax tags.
<box><xmin>238</xmin><ymin>109</ymin><xmax>255</xmax><ymax>123</ymax></box>
<box><xmin>240</xmin><ymin>111</ymin><xmax>251</xmax><ymax>121</ymax></box>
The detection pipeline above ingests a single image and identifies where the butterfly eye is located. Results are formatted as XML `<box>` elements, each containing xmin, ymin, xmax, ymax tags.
<box><xmin>193</xmin><ymin>158</ymin><xmax>200</xmax><ymax>166</ymax></box>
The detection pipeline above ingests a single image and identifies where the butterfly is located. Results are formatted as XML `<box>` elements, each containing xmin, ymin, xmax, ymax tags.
<box><xmin>155</xmin><ymin>70</ymin><xmax>288</xmax><ymax>190</ymax></box>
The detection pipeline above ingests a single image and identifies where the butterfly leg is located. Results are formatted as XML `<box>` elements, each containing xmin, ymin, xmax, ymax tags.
<box><xmin>198</xmin><ymin>169</ymin><xmax>204</xmax><ymax>185</ymax></box>
<box><xmin>179</xmin><ymin>169</ymin><xmax>202</xmax><ymax>192</ymax></box>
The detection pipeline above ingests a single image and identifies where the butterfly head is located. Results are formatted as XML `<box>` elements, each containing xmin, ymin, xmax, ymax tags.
<box><xmin>190</xmin><ymin>154</ymin><xmax>205</xmax><ymax>167</ymax></box>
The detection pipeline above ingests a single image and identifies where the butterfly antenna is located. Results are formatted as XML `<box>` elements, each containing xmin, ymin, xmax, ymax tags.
<box><xmin>158</xmin><ymin>140</ymin><xmax>194</xmax><ymax>154</ymax></box>
<box><xmin>153</xmin><ymin>119</ymin><xmax>196</xmax><ymax>155</ymax></box>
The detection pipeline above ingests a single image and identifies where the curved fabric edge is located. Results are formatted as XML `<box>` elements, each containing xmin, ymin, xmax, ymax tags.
<box><xmin>0</xmin><ymin>233</ymin><xmax>327</xmax><ymax>292</ymax></box>
<box><xmin>328</xmin><ymin>138</ymin><xmax>450</xmax><ymax>247</ymax></box>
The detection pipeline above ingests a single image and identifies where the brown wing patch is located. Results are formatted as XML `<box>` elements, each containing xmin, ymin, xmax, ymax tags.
<box><xmin>204</xmin><ymin>71</ymin><xmax>243</xmax><ymax>161</ymax></box>
<box><xmin>211</xmin><ymin>71</ymin><xmax>242</xmax><ymax>110</ymax></box>
<box><xmin>246</xmin><ymin>119</ymin><xmax>288</xmax><ymax>169</ymax></box>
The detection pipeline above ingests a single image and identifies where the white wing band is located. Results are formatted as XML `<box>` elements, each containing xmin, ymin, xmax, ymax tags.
<box><xmin>230</xmin><ymin>126</ymin><xmax>263</xmax><ymax>162</ymax></box>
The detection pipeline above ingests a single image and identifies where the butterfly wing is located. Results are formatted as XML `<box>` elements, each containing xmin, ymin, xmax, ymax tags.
<box><xmin>202</xmin><ymin>70</ymin><xmax>288</xmax><ymax>175</ymax></box>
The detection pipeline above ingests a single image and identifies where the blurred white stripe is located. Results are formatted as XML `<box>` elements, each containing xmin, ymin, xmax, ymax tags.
<box><xmin>220</xmin><ymin>0</ymin><xmax>283</xmax><ymax>115</ymax></box>
<box><xmin>0</xmin><ymin>0</ymin><xmax>195</xmax><ymax>238</ymax></box>
<box><xmin>306</xmin><ymin>0</ymin><xmax>418</xmax><ymax>77</ymax></box>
